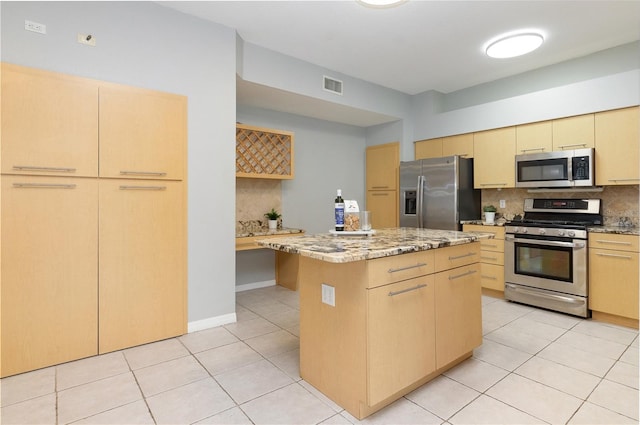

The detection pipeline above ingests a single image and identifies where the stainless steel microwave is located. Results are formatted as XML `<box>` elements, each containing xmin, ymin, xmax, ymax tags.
<box><xmin>515</xmin><ymin>148</ymin><xmax>595</xmax><ymax>188</ymax></box>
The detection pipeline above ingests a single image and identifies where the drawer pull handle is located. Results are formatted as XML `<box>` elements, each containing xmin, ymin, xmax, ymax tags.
<box><xmin>556</xmin><ymin>143</ymin><xmax>587</xmax><ymax>149</ymax></box>
<box><xmin>13</xmin><ymin>182</ymin><xmax>76</xmax><ymax>189</ymax></box>
<box><xmin>388</xmin><ymin>284</ymin><xmax>427</xmax><ymax>297</ymax></box>
<box><xmin>120</xmin><ymin>170</ymin><xmax>167</xmax><ymax>177</ymax></box>
<box><xmin>13</xmin><ymin>165</ymin><xmax>76</xmax><ymax>173</ymax></box>
<box><xmin>481</xmin><ymin>275</ymin><xmax>497</xmax><ymax>280</ymax></box>
<box><xmin>448</xmin><ymin>252</ymin><xmax>476</xmax><ymax>261</ymax></box>
<box><xmin>119</xmin><ymin>185</ymin><xmax>166</xmax><ymax>191</ymax></box>
<box><xmin>481</xmin><ymin>256</ymin><xmax>498</xmax><ymax>261</ymax></box>
<box><xmin>449</xmin><ymin>270</ymin><xmax>477</xmax><ymax>280</ymax></box>
<box><xmin>596</xmin><ymin>253</ymin><xmax>632</xmax><ymax>259</ymax></box>
<box><xmin>595</xmin><ymin>240</ymin><xmax>632</xmax><ymax>246</ymax></box>
<box><xmin>388</xmin><ymin>263</ymin><xmax>427</xmax><ymax>273</ymax></box>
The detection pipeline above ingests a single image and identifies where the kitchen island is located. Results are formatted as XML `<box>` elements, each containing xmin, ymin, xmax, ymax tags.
<box><xmin>258</xmin><ymin>228</ymin><xmax>492</xmax><ymax>419</ymax></box>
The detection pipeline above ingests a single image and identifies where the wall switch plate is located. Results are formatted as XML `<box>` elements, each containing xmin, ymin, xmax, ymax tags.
<box><xmin>25</xmin><ymin>20</ymin><xmax>46</xmax><ymax>34</ymax></box>
<box><xmin>499</xmin><ymin>199</ymin><xmax>506</xmax><ymax>208</ymax></box>
<box><xmin>321</xmin><ymin>283</ymin><xmax>335</xmax><ymax>307</ymax></box>
<box><xmin>77</xmin><ymin>33</ymin><xmax>96</xmax><ymax>46</ymax></box>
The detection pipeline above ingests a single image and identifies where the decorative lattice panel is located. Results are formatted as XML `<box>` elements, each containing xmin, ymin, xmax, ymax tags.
<box><xmin>236</xmin><ymin>124</ymin><xmax>294</xmax><ymax>179</ymax></box>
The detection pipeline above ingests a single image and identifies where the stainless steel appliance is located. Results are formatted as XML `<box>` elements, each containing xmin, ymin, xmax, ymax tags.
<box><xmin>515</xmin><ymin>148</ymin><xmax>594</xmax><ymax>188</ymax></box>
<box><xmin>504</xmin><ymin>198</ymin><xmax>602</xmax><ymax>317</ymax></box>
<box><xmin>399</xmin><ymin>156</ymin><xmax>480</xmax><ymax>230</ymax></box>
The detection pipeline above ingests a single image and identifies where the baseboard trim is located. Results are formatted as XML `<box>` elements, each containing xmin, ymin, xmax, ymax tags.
<box><xmin>236</xmin><ymin>280</ymin><xmax>276</xmax><ymax>292</ymax></box>
<box><xmin>187</xmin><ymin>313</ymin><xmax>237</xmax><ymax>333</ymax></box>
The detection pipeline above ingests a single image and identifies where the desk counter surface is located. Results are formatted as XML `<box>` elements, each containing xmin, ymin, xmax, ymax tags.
<box><xmin>257</xmin><ymin>227</ymin><xmax>493</xmax><ymax>263</ymax></box>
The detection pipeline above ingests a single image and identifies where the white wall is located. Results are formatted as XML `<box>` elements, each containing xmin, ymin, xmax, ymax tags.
<box><xmin>1</xmin><ymin>1</ymin><xmax>238</xmax><ymax>328</ymax></box>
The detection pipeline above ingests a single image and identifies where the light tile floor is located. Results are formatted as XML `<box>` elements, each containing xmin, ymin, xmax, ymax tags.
<box><xmin>1</xmin><ymin>285</ymin><xmax>638</xmax><ymax>425</ymax></box>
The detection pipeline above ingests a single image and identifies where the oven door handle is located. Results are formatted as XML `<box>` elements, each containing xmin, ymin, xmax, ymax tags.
<box><xmin>505</xmin><ymin>235</ymin><xmax>585</xmax><ymax>249</ymax></box>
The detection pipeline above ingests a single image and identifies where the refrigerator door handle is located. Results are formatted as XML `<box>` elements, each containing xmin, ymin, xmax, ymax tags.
<box><xmin>417</xmin><ymin>175</ymin><xmax>425</xmax><ymax>228</ymax></box>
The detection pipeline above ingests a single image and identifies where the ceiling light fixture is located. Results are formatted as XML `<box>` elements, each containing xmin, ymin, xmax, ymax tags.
<box><xmin>485</xmin><ymin>32</ymin><xmax>544</xmax><ymax>59</ymax></box>
<box><xmin>357</xmin><ymin>0</ymin><xmax>406</xmax><ymax>8</ymax></box>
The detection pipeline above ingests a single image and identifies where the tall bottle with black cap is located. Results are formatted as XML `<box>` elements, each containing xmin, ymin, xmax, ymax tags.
<box><xmin>335</xmin><ymin>189</ymin><xmax>345</xmax><ymax>231</ymax></box>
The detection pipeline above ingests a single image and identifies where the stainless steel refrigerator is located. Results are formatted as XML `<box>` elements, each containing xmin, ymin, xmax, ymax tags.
<box><xmin>399</xmin><ymin>156</ymin><xmax>480</xmax><ymax>230</ymax></box>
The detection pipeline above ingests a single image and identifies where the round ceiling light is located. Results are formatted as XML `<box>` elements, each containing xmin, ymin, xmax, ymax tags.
<box><xmin>485</xmin><ymin>32</ymin><xmax>544</xmax><ymax>59</ymax></box>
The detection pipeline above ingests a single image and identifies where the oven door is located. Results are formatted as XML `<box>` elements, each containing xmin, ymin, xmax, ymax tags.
<box><xmin>505</xmin><ymin>234</ymin><xmax>587</xmax><ymax>297</ymax></box>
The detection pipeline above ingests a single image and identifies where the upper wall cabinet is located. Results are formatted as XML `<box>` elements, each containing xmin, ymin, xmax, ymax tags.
<box><xmin>595</xmin><ymin>106</ymin><xmax>639</xmax><ymax>185</ymax></box>
<box><xmin>473</xmin><ymin>127</ymin><xmax>516</xmax><ymax>189</ymax></box>
<box><xmin>1</xmin><ymin>63</ymin><xmax>99</xmax><ymax>177</ymax></box>
<box><xmin>99</xmin><ymin>84</ymin><xmax>187</xmax><ymax>180</ymax></box>
<box><xmin>552</xmin><ymin>114</ymin><xmax>594</xmax><ymax>150</ymax></box>
<box><xmin>236</xmin><ymin>124</ymin><xmax>295</xmax><ymax>179</ymax></box>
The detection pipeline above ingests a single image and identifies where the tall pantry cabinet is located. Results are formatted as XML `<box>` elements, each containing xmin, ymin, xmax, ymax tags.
<box><xmin>0</xmin><ymin>63</ymin><xmax>187</xmax><ymax>377</ymax></box>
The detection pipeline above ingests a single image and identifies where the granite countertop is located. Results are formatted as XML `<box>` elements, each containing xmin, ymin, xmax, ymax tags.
<box><xmin>256</xmin><ymin>227</ymin><xmax>494</xmax><ymax>263</ymax></box>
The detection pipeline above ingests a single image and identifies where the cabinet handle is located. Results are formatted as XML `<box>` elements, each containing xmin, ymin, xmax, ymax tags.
<box><xmin>120</xmin><ymin>170</ymin><xmax>167</xmax><ymax>177</ymax></box>
<box><xmin>13</xmin><ymin>182</ymin><xmax>76</xmax><ymax>189</ymax></box>
<box><xmin>556</xmin><ymin>143</ymin><xmax>587</xmax><ymax>149</ymax></box>
<box><xmin>119</xmin><ymin>185</ymin><xmax>166</xmax><ymax>191</ymax></box>
<box><xmin>388</xmin><ymin>283</ymin><xmax>427</xmax><ymax>297</ymax></box>
<box><xmin>13</xmin><ymin>165</ymin><xmax>76</xmax><ymax>173</ymax></box>
<box><xmin>388</xmin><ymin>262</ymin><xmax>427</xmax><ymax>273</ymax></box>
<box><xmin>481</xmin><ymin>275</ymin><xmax>497</xmax><ymax>280</ymax></box>
<box><xmin>594</xmin><ymin>240</ymin><xmax>632</xmax><ymax>246</ymax></box>
<box><xmin>595</xmin><ymin>253</ymin><xmax>632</xmax><ymax>259</ymax></box>
<box><xmin>448</xmin><ymin>270</ymin><xmax>477</xmax><ymax>280</ymax></box>
<box><xmin>448</xmin><ymin>252</ymin><xmax>476</xmax><ymax>261</ymax></box>
<box><xmin>520</xmin><ymin>147</ymin><xmax>545</xmax><ymax>153</ymax></box>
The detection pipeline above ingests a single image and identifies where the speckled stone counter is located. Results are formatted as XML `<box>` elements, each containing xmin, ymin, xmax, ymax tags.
<box><xmin>257</xmin><ymin>227</ymin><xmax>493</xmax><ymax>263</ymax></box>
<box><xmin>587</xmin><ymin>226</ymin><xmax>640</xmax><ymax>236</ymax></box>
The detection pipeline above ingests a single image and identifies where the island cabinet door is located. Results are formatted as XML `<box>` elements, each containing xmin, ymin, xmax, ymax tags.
<box><xmin>367</xmin><ymin>275</ymin><xmax>436</xmax><ymax>406</ymax></box>
<box><xmin>434</xmin><ymin>263</ymin><xmax>482</xmax><ymax>369</ymax></box>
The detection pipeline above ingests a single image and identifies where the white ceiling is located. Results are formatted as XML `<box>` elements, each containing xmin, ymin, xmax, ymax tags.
<box><xmin>161</xmin><ymin>0</ymin><xmax>640</xmax><ymax>126</ymax></box>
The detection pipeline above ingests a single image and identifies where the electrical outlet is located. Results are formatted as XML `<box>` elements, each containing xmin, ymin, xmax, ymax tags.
<box><xmin>499</xmin><ymin>199</ymin><xmax>506</xmax><ymax>208</ymax></box>
<box><xmin>25</xmin><ymin>20</ymin><xmax>46</xmax><ymax>34</ymax></box>
<box><xmin>321</xmin><ymin>283</ymin><xmax>335</xmax><ymax>307</ymax></box>
<box><xmin>77</xmin><ymin>33</ymin><xmax>96</xmax><ymax>46</ymax></box>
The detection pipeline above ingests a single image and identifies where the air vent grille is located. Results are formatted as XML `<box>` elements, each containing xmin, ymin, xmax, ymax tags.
<box><xmin>323</xmin><ymin>76</ymin><xmax>343</xmax><ymax>95</ymax></box>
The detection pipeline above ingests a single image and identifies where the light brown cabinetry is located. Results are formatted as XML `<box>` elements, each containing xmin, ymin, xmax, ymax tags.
<box><xmin>589</xmin><ymin>233</ymin><xmax>639</xmax><ymax>328</ymax></box>
<box><xmin>463</xmin><ymin>225</ymin><xmax>505</xmax><ymax>293</ymax></box>
<box><xmin>516</xmin><ymin>121</ymin><xmax>552</xmax><ymax>154</ymax></box>
<box><xmin>299</xmin><ymin>242</ymin><xmax>481</xmax><ymax>419</ymax></box>
<box><xmin>552</xmin><ymin>114</ymin><xmax>594</xmax><ymax>150</ymax></box>
<box><xmin>473</xmin><ymin>127</ymin><xmax>516</xmax><ymax>189</ymax></box>
<box><xmin>98</xmin><ymin>180</ymin><xmax>186</xmax><ymax>353</ymax></box>
<box><xmin>1</xmin><ymin>63</ymin><xmax>99</xmax><ymax>177</ymax></box>
<box><xmin>236</xmin><ymin>124</ymin><xmax>294</xmax><ymax>179</ymax></box>
<box><xmin>0</xmin><ymin>64</ymin><xmax>187</xmax><ymax>376</ymax></box>
<box><xmin>366</xmin><ymin>142</ymin><xmax>399</xmax><ymax>228</ymax></box>
<box><xmin>1</xmin><ymin>176</ymin><xmax>98</xmax><ymax>377</ymax></box>
<box><xmin>415</xmin><ymin>134</ymin><xmax>473</xmax><ymax>159</ymax></box>
<box><xmin>99</xmin><ymin>84</ymin><xmax>186</xmax><ymax>180</ymax></box>
<box><xmin>594</xmin><ymin>107</ymin><xmax>639</xmax><ymax>185</ymax></box>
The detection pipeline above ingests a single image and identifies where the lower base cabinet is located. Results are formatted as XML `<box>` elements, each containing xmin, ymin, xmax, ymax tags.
<box><xmin>299</xmin><ymin>243</ymin><xmax>482</xmax><ymax>419</ymax></box>
<box><xmin>99</xmin><ymin>179</ymin><xmax>186</xmax><ymax>353</ymax></box>
<box><xmin>1</xmin><ymin>176</ymin><xmax>99</xmax><ymax>377</ymax></box>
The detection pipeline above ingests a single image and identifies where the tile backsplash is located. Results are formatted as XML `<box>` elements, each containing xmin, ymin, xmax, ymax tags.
<box><xmin>481</xmin><ymin>185</ymin><xmax>639</xmax><ymax>226</ymax></box>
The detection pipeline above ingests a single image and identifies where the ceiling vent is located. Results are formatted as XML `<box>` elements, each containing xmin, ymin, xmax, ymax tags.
<box><xmin>323</xmin><ymin>76</ymin><xmax>343</xmax><ymax>95</ymax></box>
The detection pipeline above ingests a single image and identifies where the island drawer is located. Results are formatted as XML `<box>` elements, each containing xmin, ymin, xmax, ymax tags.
<box><xmin>367</xmin><ymin>250</ymin><xmax>435</xmax><ymax>289</ymax></box>
<box><xmin>434</xmin><ymin>243</ymin><xmax>481</xmax><ymax>272</ymax></box>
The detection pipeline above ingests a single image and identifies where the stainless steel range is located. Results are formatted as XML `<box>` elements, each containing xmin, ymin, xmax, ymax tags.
<box><xmin>504</xmin><ymin>198</ymin><xmax>602</xmax><ymax>317</ymax></box>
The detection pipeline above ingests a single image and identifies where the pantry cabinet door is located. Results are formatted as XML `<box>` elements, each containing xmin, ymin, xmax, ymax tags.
<box><xmin>99</xmin><ymin>84</ymin><xmax>186</xmax><ymax>180</ymax></box>
<box><xmin>1</xmin><ymin>63</ymin><xmax>98</xmax><ymax>177</ymax></box>
<box><xmin>98</xmin><ymin>179</ymin><xmax>186</xmax><ymax>353</ymax></box>
<box><xmin>1</xmin><ymin>176</ymin><xmax>98</xmax><ymax>377</ymax></box>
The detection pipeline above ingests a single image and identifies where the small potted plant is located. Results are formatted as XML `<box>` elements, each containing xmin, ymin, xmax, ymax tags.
<box><xmin>264</xmin><ymin>208</ymin><xmax>281</xmax><ymax>231</ymax></box>
<box><xmin>483</xmin><ymin>204</ymin><xmax>497</xmax><ymax>224</ymax></box>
